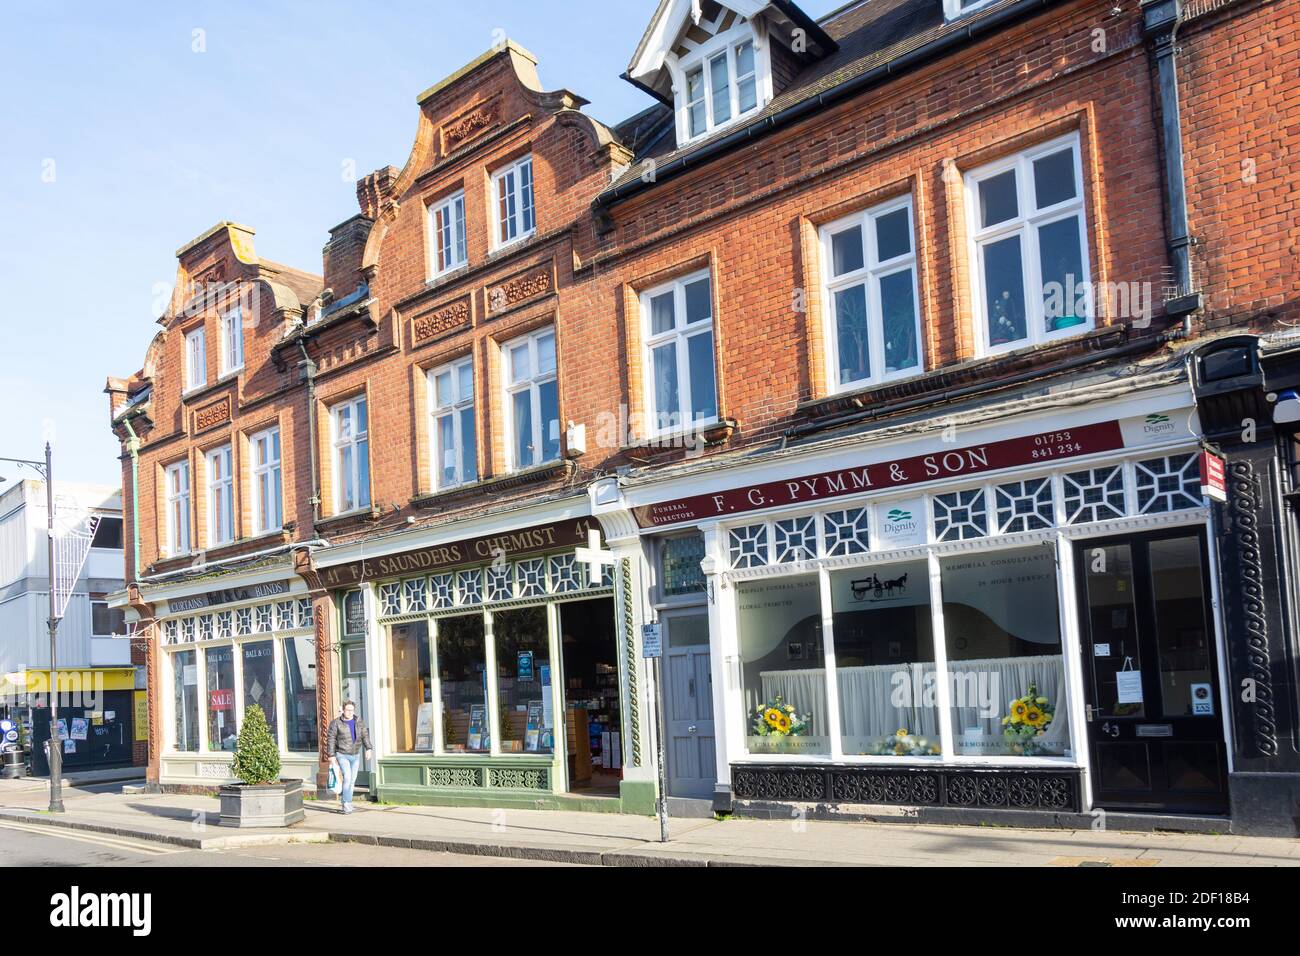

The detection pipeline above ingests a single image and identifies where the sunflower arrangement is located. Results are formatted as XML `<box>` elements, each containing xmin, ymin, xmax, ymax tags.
<box><xmin>1002</xmin><ymin>683</ymin><xmax>1055</xmax><ymax>755</ymax></box>
<box><xmin>751</xmin><ymin>696</ymin><xmax>808</xmax><ymax>737</ymax></box>
<box><xmin>875</xmin><ymin>728</ymin><xmax>940</xmax><ymax>756</ymax></box>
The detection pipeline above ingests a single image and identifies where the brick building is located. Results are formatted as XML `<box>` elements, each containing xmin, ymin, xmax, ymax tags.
<box><xmin>108</xmin><ymin>0</ymin><xmax>1300</xmax><ymax>833</ymax></box>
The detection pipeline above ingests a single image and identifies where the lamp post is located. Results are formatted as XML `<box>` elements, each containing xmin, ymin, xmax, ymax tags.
<box><xmin>0</xmin><ymin>445</ymin><xmax>62</xmax><ymax>812</ymax></box>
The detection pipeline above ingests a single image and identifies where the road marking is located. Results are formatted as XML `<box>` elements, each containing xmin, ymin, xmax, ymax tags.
<box><xmin>0</xmin><ymin>819</ymin><xmax>179</xmax><ymax>856</ymax></box>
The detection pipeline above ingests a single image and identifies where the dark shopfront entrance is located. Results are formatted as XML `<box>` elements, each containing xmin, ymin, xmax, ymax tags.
<box><xmin>558</xmin><ymin>597</ymin><xmax>622</xmax><ymax>796</ymax></box>
<box><xmin>31</xmin><ymin>690</ymin><xmax>135</xmax><ymax>777</ymax></box>
<box><xmin>1075</xmin><ymin>529</ymin><xmax>1229</xmax><ymax>815</ymax></box>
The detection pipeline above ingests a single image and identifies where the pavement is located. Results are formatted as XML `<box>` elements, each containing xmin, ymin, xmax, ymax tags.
<box><xmin>0</xmin><ymin>783</ymin><xmax>1297</xmax><ymax>866</ymax></box>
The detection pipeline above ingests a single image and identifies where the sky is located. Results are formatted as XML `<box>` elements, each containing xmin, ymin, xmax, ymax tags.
<box><xmin>0</xmin><ymin>0</ymin><xmax>844</xmax><ymax>490</ymax></box>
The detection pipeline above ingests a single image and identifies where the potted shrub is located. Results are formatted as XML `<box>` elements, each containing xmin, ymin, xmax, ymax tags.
<box><xmin>218</xmin><ymin>704</ymin><xmax>304</xmax><ymax>828</ymax></box>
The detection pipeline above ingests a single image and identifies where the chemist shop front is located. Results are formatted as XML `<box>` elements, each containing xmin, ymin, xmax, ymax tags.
<box><xmin>316</xmin><ymin>504</ymin><xmax>650</xmax><ymax>813</ymax></box>
<box><xmin>616</xmin><ymin>384</ymin><xmax>1233</xmax><ymax>821</ymax></box>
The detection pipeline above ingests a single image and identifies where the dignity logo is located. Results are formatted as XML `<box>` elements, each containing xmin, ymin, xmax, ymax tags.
<box><xmin>50</xmin><ymin>886</ymin><xmax>151</xmax><ymax>936</ymax></box>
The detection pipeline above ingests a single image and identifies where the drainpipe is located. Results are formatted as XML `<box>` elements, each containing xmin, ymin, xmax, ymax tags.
<box><xmin>297</xmin><ymin>339</ymin><xmax>321</xmax><ymax>534</ymax></box>
<box><xmin>119</xmin><ymin>414</ymin><xmax>142</xmax><ymax>580</ymax></box>
<box><xmin>1142</xmin><ymin>0</ymin><xmax>1201</xmax><ymax>321</ymax></box>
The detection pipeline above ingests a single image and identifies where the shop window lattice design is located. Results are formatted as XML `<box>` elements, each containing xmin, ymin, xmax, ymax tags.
<box><xmin>822</xmin><ymin>507</ymin><xmax>871</xmax><ymax>557</ymax></box>
<box><xmin>660</xmin><ymin>535</ymin><xmax>705</xmax><ymax>595</ymax></box>
<box><xmin>379</xmin><ymin>583</ymin><xmax>402</xmax><ymax>617</ymax></box>
<box><xmin>196</xmin><ymin>614</ymin><xmax>213</xmax><ymax>641</ymax></box>
<box><xmin>1134</xmin><ymin>454</ymin><xmax>1202</xmax><ymax>513</ymax></box>
<box><xmin>549</xmin><ymin>553</ymin><xmax>583</xmax><ymax>594</ymax></box>
<box><xmin>162</xmin><ymin>619</ymin><xmax>178</xmax><ymax>645</ymax></box>
<box><xmin>486</xmin><ymin>565</ymin><xmax>513</xmax><ymax>603</ymax></box>
<box><xmin>254</xmin><ymin>603</ymin><xmax>273</xmax><ymax>633</ymax></box>
<box><xmin>297</xmin><ymin>598</ymin><xmax>313</xmax><ymax>629</ymax></box>
<box><xmin>456</xmin><ymin>569</ymin><xmax>482</xmax><ymax>606</ymax></box>
<box><xmin>235</xmin><ymin>607</ymin><xmax>252</xmax><ymax>637</ymax></box>
<box><xmin>180</xmin><ymin>617</ymin><xmax>195</xmax><ymax>643</ymax></box>
<box><xmin>994</xmin><ymin>477</ymin><xmax>1054</xmax><ymax>533</ymax></box>
<box><xmin>1062</xmin><ymin>465</ymin><xmax>1126</xmax><ymax>524</ymax></box>
<box><xmin>430</xmin><ymin>573</ymin><xmax>454</xmax><ymax>610</ymax></box>
<box><xmin>773</xmin><ymin>515</ymin><xmax>817</xmax><ymax>563</ymax></box>
<box><xmin>729</xmin><ymin>524</ymin><xmax>770</xmax><ymax>569</ymax></box>
<box><xmin>275</xmin><ymin>601</ymin><xmax>295</xmax><ymax>631</ymax></box>
<box><xmin>933</xmin><ymin>488</ymin><xmax>988</xmax><ymax>541</ymax></box>
<box><xmin>403</xmin><ymin>578</ymin><xmax>428</xmax><ymax>614</ymax></box>
<box><xmin>215</xmin><ymin>610</ymin><xmax>232</xmax><ymax>639</ymax></box>
<box><xmin>517</xmin><ymin>558</ymin><xmax>546</xmax><ymax>598</ymax></box>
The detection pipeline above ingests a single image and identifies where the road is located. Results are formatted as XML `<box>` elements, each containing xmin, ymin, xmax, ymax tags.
<box><xmin>0</xmin><ymin>818</ymin><xmax>579</xmax><ymax>866</ymax></box>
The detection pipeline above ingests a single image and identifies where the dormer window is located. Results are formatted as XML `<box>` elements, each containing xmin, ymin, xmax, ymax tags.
<box><xmin>943</xmin><ymin>0</ymin><xmax>997</xmax><ymax>20</ymax></box>
<box><xmin>679</xmin><ymin>32</ymin><xmax>762</xmax><ymax>142</ymax></box>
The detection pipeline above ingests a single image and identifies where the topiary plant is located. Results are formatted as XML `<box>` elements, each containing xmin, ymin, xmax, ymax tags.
<box><xmin>231</xmin><ymin>704</ymin><xmax>281</xmax><ymax>786</ymax></box>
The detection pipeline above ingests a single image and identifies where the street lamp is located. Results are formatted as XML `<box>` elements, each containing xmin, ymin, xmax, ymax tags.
<box><xmin>0</xmin><ymin>444</ymin><xmax>63</xmax><ymax>812</ymax></box>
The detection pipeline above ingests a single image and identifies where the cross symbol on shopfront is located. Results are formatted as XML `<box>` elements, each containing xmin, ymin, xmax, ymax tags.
<box><xmin>574</xmin><ymin>529</ymin><xmax>616</xmax><ymax>586</ymax></box>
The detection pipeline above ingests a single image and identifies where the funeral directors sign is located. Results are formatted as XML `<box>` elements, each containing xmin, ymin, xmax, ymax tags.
<box><xmin>319</xmin><ymin>516</ymin><xmax>599</xmax><ymax>588</ymax></box>
<box><xmin>634</xmin><ymin>420</ymin><xmax>1125</xmax><ymax>528</ymax></box>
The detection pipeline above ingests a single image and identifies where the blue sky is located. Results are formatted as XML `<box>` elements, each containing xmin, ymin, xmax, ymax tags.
<box><xmin>0</xmin><ymin>0</ymin><xmax>842</xmax><ymax>489</ymax></box>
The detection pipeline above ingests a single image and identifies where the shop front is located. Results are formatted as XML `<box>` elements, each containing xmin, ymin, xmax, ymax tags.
<box><xmin>316</xmin><ymin>500</ymin><xmax>655</xmax><ymax>814</ymax></box>
<box><xmin>151</xmin><ymin>571</ymin><xmax>321</xmax><ymax>788</ymax></box>
<box><xmin>25</xmin><ymin>668</ymin><xmax>138</xmax><ymax>775</ymax></box>
<box><xmin>596</xmin><ymin>377</ymin><xmax>1234</xmax><ymax>823</ymax></box>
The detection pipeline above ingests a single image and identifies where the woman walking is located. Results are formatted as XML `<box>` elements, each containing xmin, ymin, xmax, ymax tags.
<box><xmin>326</xmin><ymin>700</ymin><xmax>373</xmax><ymax>814</ymax></box>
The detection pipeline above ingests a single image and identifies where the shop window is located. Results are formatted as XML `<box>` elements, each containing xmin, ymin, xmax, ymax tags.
<box><xmin>342</xmin><ymin>590</ymin><xmax>365</xmax><ymax>637</ymax></box>
<box><xmin>773</xmin><ymin>515</ymin><xmax>817</xmax><ymax>563</ymax></box>
<box><xmin>966</xmin><ymin>135</ymin><xmax>1091</xmax><ymax>354</ymax></box>
<box><xmin>163</xmin><ymin>620</ymin><xmax>178</xmax><ymax>645</ymax></box>
<box><xmin>196</xmin><ymin>614</ymin><xmax>213</xmax><ymax>641</ymax></box>
<box><xmin>994</xmin><ymin>477</ymin><xmax>1055</xmax><ymax>534</ymax></box>
<box><xmin>242</xmin><ymin>640</ymin><xmax>278</xmax><ymax>742</ymax></box>
<box><xmin>486</xmin><ymin>565</ymin><xmax>513</xmax><ymax>603</ymax></box>
<box><xmin>933</xmin><ymin>488</ymin><xmax>988</xmax><ymax>541</ymax></box>
<box><xmin>517</xmin><ymin>558</ymin><xmax>546</xmax><ymax>598</ymax></box>
<box><xmin>729</xmin><ymin>523</ymin><xmax>769</xmax><ymax>569</ymax></box>
<box><xmin>821</xmin><ymin>196</ymin><xmax>922</xmax><ymax>390</ymax></box>
<box><xmin>379</xmin><ymin>583</ymin><xmax>402</xmax><ymax>617</ymax></box>
<box><xmin>234</xmin><ymin>606</ymin><xmax>252</xmax><ymax>637</ymax></box>
<box><xmin>205</xmin><ymin>645</ymin><xmax>237</xmax><ymax>750</ymax></box>
<box><xmin>502</xmin><ymin>327</ymin><xmax>560</xmax><ymax>471</ymax></box>
<box><xmin>822</xmin><ymin>507</ymin><xmax>871</xmax><ymax>557</ymax></box>
<box><xmin>737</xmin><ymin>575</ymin><xmax>830</xmax><ymax>755</ymax></box>
<box><xmin>403</xmin><ymin>578</ymin><xmax>428</xmax><ymax>614</ymax></box>
<box><xmin>181</xmin><ymin>617</ymin><xmax>196</xmax><ymax>643</ymax></box>
<box><xmin>431</xmin><ymin>573</ymin><xmax>455</xmax><ymax>610</ymax></box>
<box><xmin>298</xmin><ymin>598</ymin><xmax>313</xmax><ymax>628</ymax></box>
<box><xmin>1063</xmin><ymin>465</ymin><xmax>1126</xmax><ymax>524</ymax></box>
<box><xmin>275</xmin><ymin>600</ymin><xmax>295</xmax><ymax>631</ymax></box>
<box><xmin>940</xmin><ymin>546</ymin><xmax>1071</xmax><ymax>758</ymax></box>
<box><xmin>254</xmin><ymin>603</ymin><xmax>273</xmax><ymax>634</ymax></box>
<box><xmin>550</xmin><ymin>553</ymin><xmax>584</xmax><ymax>594</ymax></box>
<box><xmin>1134</xmin><ymin>454</ymin><xmax>1201</xmax><ymax>514</ymax></box>
<box><xmin>830</xmin><ymin>560</ymin><xmax>939</xmax><ymax>756</ymax></box>
<box><xmin>172</xmin><ymin>650</ymin><xmax>199</xmax><ymax>752</ymax></box>
<box><xmin>659</xmin><ymin>535</ymin><xmax>705</xmax><ymax>596</ymax></box>
<box><xmin>456</xmin><ymin>569</ymin><xmax>483</xmax><ymax>606</ymax></box>
<box><xmin>390</xmin><ymin>621</ymin><xmax>432</xmax><ymax>752</ymax></box>
<box><xmin>492</xmin><ymin>606</ymin><xmax>553</xmax><ymax>754</ymax></box>
<box><xmin>641</xmin><ymin>270</ymin><xmax>718</xmax><ymax>435</ymax></box>
<box><xmin>282</xmin><ymin>634</ymin><xmax>318</xmax><ymax>752</ymax></box>
<box><xmin>215</xmin><ymin>611</ymin><xmax>232</xmax><ymax>639</ymax></box>
<box><xmin>437</xmin><ymin>614</ymin><xmax>489</xmax><ymax>754</ymax></box>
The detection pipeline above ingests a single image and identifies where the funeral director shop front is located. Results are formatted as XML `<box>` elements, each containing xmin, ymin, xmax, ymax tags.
<box><xmin>594</xmin><ymin>379</ymin><xmax>1234</xmax><ymax>821</ymax></box>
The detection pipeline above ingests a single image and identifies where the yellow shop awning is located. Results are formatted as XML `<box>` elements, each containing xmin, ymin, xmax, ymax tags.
<box><xmin>20</xmin><ymin>668</ymin><xmax>136</xmax><ymax>692</ymax></box>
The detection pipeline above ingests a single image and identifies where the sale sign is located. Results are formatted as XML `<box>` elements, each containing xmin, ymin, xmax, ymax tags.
<box><xmin>209</xmin><ymin>688</ymin><xmax>234</xmax><ymax>711</ymax></box>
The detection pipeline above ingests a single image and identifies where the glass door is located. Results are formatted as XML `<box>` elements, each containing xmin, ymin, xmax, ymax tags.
<box><xmin>1075</xmin><ymin>529</ymin><xmax>1228</xmax><ymax>815</ymax></box>
<box><xmin>341</xmin><ymin>642</ymin><xmax>371</xmax><ymax>787</ymax></box>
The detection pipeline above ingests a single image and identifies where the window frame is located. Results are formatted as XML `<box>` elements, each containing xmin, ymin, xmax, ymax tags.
<box><xmin>219</xmin><ymin>306</ymin><xmax>244</xmax><ymax>377</ymax></box>
<box><xmin>428</xmin><ymin>355</ymin><xmax>478</xmax><ymax>490</ymax></box>
<box><xmin>184</xmin><ymin>326</ymin><xmax>206</xmax><ymax>393</ymax></box>
<box><xmin>965</xmin><ymin>133</ymin><xmax>1093</xmax><ymax>357</ymax></box>
<box><xmin>428</xmin><ymin>190</ymin><xmax>468</xmax><ymax>277</ymax></box>
<box><xmin>164</xmin><ymin>460</ymin><xmax>191</xmax><ymax>557</ymax></box>
<box><xmin>491</xmin><ymin>156</ymin><xmax>536</xmax><ymax>250</ymax></box>
<box><xmin>501</xmin><ymin>327</ymin><xmax>559</xmax><ymax>472</ymax></box>
<box><xmin>91</xmin><ymin>599</ymin><xmax>125</xmax><ymax>638</ymax></box>
<box><xmin>819</xmin><ymin>194</ymin><xmax>924</xmax><ymax>393</ymax></box>
<box><xmin>676</xmin><ymin>29</ymin><xmax>763</xmax><ymax>144</ymax></box>
<box><xmin>639</xmin><ymin>268</ymin><xmax>719</xmax><ymax>438</ymax></box>
<box><xmin>250</xmin><ymin>426</ymin><xmax>283</xmax><ymax>535</ymax></box>
<box><xmin>331</xmin><ymin>394</ymin><xmax>371</xmax><ymax>514</ymax></box>
<box><xmin>205</xmin><ymin>444</ymin><xmax>235</xmax><ymax>548</ymax></box>
<box><xmin>943</xmin><ymin>0</ymin><xmax>997</xmax><ymax>20</ymax></box>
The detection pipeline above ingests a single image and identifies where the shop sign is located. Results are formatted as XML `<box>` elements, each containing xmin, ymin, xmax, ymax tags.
<box><xmin>134</xmin><ymin>692</ymin><xmax>148</xmax><ymax>741</ymax></box>
<box><xmin>1199</xmin><ymin>450</ymin><xmax>1227</xmax><ymax>503</ymax></box>
<box><xmin>168</xmin><ymin>579</ymin><xmax>292</xmax><ymax>614</ymax></box>
<box><xmin>875</xmin><ymin>496</ymin><xmax>926</xmax><ymax>550</ymax></box>
<box><xmin>319</xmin><ymin>516</ymin><xmax>598</xmax><ymax>588</ymax></box>
<box><xmin>634</xmin><ymin>420</ymin><xmax>1125</xmax><ymax>527</ymax></box>
<box><xmin>641</xmin><ymin>623</ymin><xmax>662</xmax><ymax>658</ymax></box>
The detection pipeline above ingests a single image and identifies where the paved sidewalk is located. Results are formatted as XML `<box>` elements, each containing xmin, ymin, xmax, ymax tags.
<box><xmin>0</xmin><ymin>767</ymin><xmax>146</xmax><ymax>794</ymax></box>
<box><xmin>0</xmin><ymin>789</ymin><xmax>1296</xmax><ymax>866</ymax></box>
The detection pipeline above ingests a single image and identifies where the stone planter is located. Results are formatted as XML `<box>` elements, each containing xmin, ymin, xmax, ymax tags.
<box><xmin>218</xmin><ymin>778</ymin><xmax>305</xmax><ymax>828</ymax></box>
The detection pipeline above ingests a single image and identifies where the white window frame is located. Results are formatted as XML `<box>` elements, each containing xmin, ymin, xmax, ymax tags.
<box><xmin>429</xmin><ymin>190</ymin><xmax>467</xmax><ymax>276</ymax></box>
<box><xmin>164</xmin><ymin>460</ymin><xmax>191</xmax><ymax>557</ymax></box>
<box><xmin>184</xmin><ymin>326</ymin><xmax>206</xmax><ymax>392</ymax></box>
<box><xmin>219</xmin><ymin>306</ymin><xmax>244</xmax><ymax>376</ymax></box>
<box><xmin>675</xmin><ymin>27</ymin><xmax>766</xmax><ymax>145</ymax></box>
<box><xmin>331</xmin><ymin>395</ymin><xmax>371</xmax><ymax>514</ymax></box>
<box><xmin>640</xmin><ymin>269</ymin><xmax>719</xmax><ymax>437</ymax></box>
<box><xmin>965</xmin><ymin>133</ymin><xmax>1093</xmax><ymax>357</ymax></box>
<box><xmin>492</xmin><ymin>156</ymin><xmax>535</xmax><ymax>250</ymax></box>
<box><xmin>943</xmin><ymin>0</ymin><xmax>997</xmax><ymax>20</ymax></box>
<box><xmin>428</xmin><ymin>356</ymin><xmax>477</xmax><ymax>490</ymax></box>
<box><xmin>502</xmin><ymin>328</ymin><xmax>559</xmax><ymax>472</ymax></box>
<box><xmin>206</xmin><ymin>444</ymin><xmax>234</xmax><ymax>547</ymax></box>
<box><xmin>250</xmin><ymin>427</ymin><xmax>282</xmax><ymax>534</ymax></box>
<box><xmin>819</xmin><ymin>195</ymin><xmax>924</xmax><ymax>392</ymax></box>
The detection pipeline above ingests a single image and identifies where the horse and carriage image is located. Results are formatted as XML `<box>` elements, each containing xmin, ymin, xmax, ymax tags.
<box><xmin>850</xmin><ymin>571</ymin><xmax>909</xmax><ymax>601</ymax></box>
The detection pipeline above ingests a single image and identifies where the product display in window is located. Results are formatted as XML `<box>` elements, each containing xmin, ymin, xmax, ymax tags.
<box><xmin>437</xmin><ymin>614</ymin><xmax>488</xmax><ymax>753</ymax></box>
<box><xmin>493</xmin><ymin>606</ymin><xmax>553</xmax><ymax>754</ymax></box>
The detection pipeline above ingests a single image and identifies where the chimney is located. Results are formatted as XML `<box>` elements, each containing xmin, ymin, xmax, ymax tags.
<box><xmin>322</xmin><ymin>215</ymin><xmax>374</xmax><ymax>300</ymax></box>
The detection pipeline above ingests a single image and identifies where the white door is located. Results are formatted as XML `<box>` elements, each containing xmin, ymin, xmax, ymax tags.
<box><xmin>663</xmin><ymin>611</ymin><xmax>715</xmax><ymax>799</ymax></box>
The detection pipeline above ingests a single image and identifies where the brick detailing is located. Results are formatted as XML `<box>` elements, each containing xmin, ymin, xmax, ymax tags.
<box><xmin>411</xmin><ymin>298</ymin><xmax>471</xmax><ymax>347</ymax></box>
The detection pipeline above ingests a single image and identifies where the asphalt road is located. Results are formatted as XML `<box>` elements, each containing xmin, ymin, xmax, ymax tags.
<box><xmin>0</xmin><ymin>819</ymin><xmax>579</xmax><ymax>867</ymax></box>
